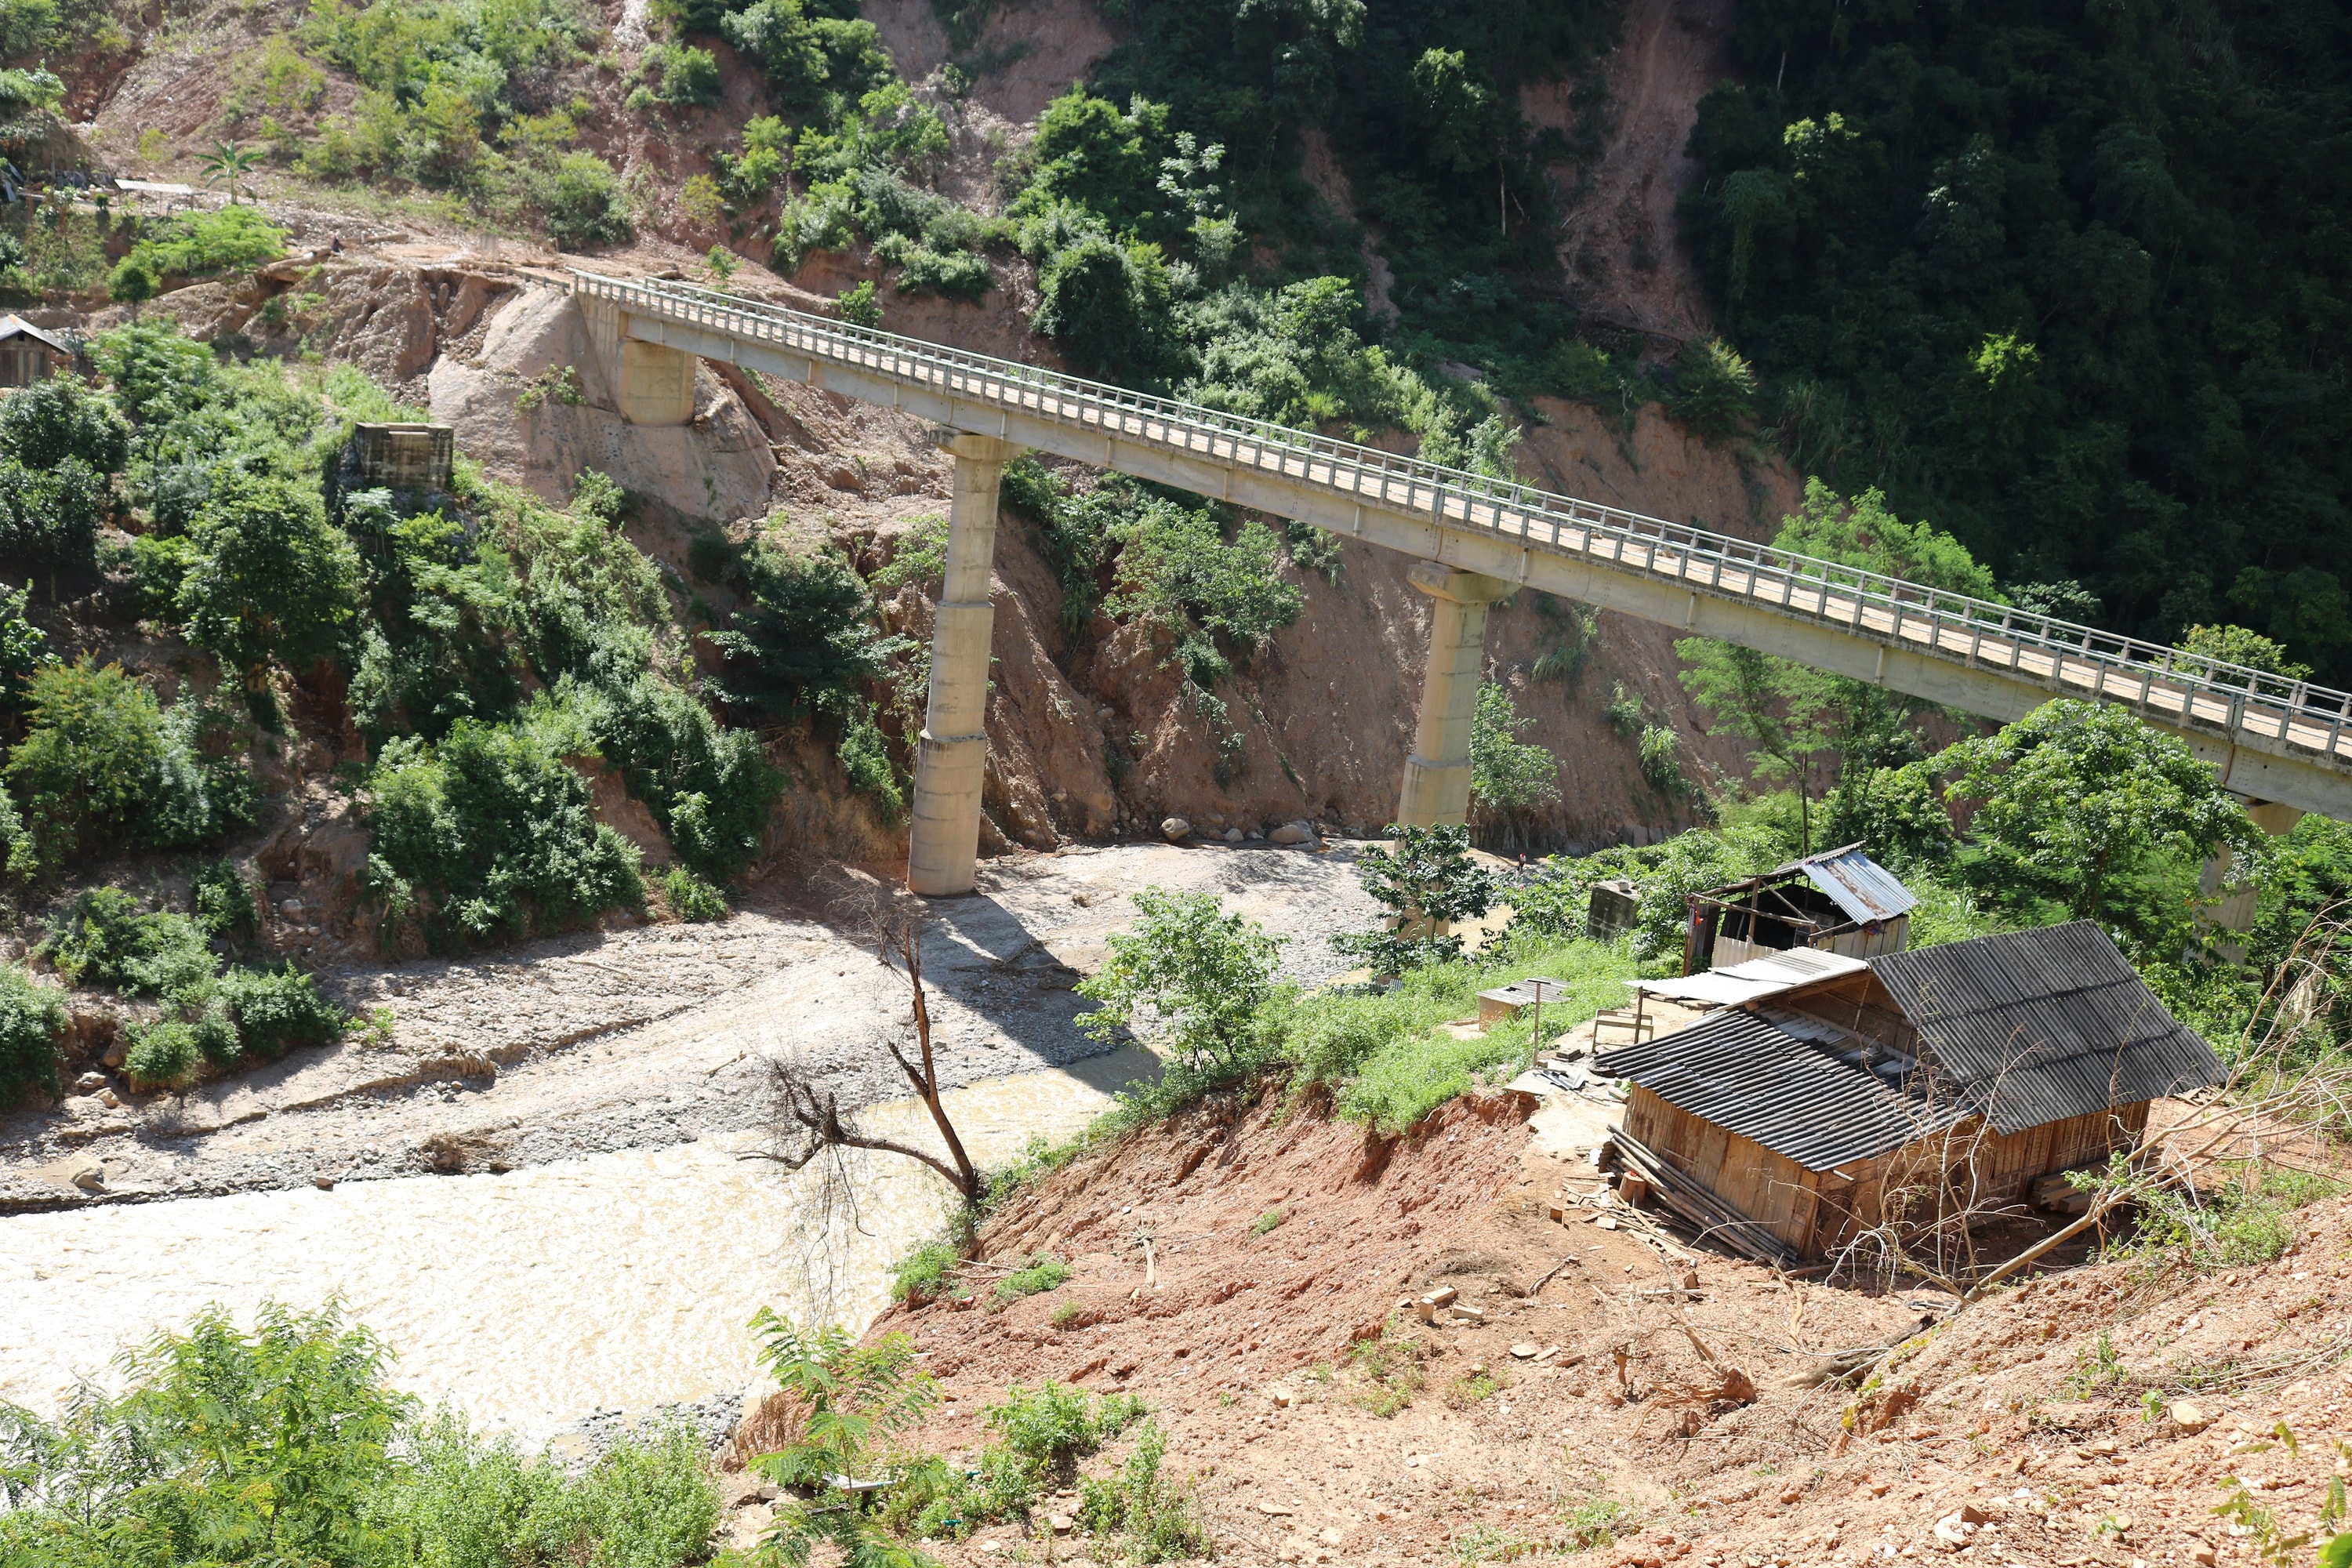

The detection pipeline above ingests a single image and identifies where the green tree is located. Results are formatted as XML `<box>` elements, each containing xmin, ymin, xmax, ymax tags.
<box><xmin>0</xmin><ymin>376</ymin><xmax>129</xmax><ymax>475</ymax></box>
<box><xmin>0</xmin><ymin>579</ymin><xmax>50</xmax><ymax>713</ymax></box>
<box><xmin>1336</xmin><ymin>822</ymin><xmax>1497</xmax><ymax>973</ymax></box>
<box><xmin>1939</xmin><ymin>700</ymin><xmax>2255</xmax><ymax>945</ymax></box>
<box><xmin>177</xmin><ymin>471</ymin><xmax>363</xmax><ymax>688</ymax></box>
<box><xmin>195</xmin><ymin>138</ymin><xmax>263</xmax><ymax>203</ymax></box>
<box><xmin>2177</xmin><ymin>623</ymin><xmax>2313</xmax><ymax>689</ymax></box>
<box><xmin>0</xmin><ymin>964</ymin><xmax>64</xmax><ymax>1104</ymax></box>
<box><xmin>0</xmin><ymin>1301</ymin><xmax>414</xmax><ymax>1564</ymax></box>
<box><xmin>706</xmin><ymin>541</ymin><xmax>892</xmax><ymax>718</ymax></box>
<box><xmin>740</xmin><ymin>1308</ymin><xmax>936</xmax><ymax>1568</ymax></box>
<box><xmin>1675</xmin><ymin>637</ymin><xmax>1832</xmax><ymax>850</ymax></box>
<box><xmin>1076</xmin><ymin>887</ymin><xmax>1285</xmax><ymax>1080</ymax></box>
<box><xmin>1467</xmin><ymin>682</ymin><xmax>1558</xmax><ymax>848</ymax></box>
<box><xmin>5</xmin><ymin>659</ymin><xmax>165</xmax><ymax>858</ymax></box>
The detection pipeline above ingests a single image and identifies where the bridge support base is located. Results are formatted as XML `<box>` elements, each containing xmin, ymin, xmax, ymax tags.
<box><xmin>619</xmin><ymin>339</ymin><xmax>697</xmax><ymax>426</ymax></box>
<box><xmin>1396</xmin><ymin>564</ymin><xmax>1513</xmax><ymax>829</ymax></box>
<box><xmin>907</xmin><ymin>434</ymin><xmax>1025</xmax><ymax>897</ymax></box>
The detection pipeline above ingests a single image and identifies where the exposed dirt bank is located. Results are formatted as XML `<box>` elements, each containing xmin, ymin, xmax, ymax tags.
<box><xmin>831</xmin><ymin>1086</ymin><xmax>2352</xmax><ymax>1568</ymax></box>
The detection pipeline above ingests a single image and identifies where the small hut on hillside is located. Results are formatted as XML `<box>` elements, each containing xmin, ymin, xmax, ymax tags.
<box><xmin>1594</xmin><ymin>922</ymin><xmax>2223</xmax><ymax>1261</ymax></box>
<box><xmin>0</xmin><ymin>317</ymin><xmax>72</xmax><ymax>389</ymax></box>
<box><xmin>1682</xmin><ymin>842</ymin><xmax>1915</xmax><ymax>974</ymax></box>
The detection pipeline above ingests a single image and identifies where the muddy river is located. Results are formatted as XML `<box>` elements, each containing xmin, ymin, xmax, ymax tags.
<box><xmin>0</xmin><ymin>1047</ymin><xmax>1154</xmax><ymax>1443</ymax></box>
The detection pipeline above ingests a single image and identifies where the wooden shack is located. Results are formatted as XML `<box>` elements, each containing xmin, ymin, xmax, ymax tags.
<box><xmin>1594</xmin><ymin>922</ymin><xmax>2223</xmax><ymax>1261</ymax></box>
<box><xmin>0</xmin><ymin>316</ymin><xmax>73</xmax><ymax>389</ymax></box>
<box><xmin>1683</xmin><ymin>843</ymin><xmax>1915</xmax><ymax>974</ymax></box>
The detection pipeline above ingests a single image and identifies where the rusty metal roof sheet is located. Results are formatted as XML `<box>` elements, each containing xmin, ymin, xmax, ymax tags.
<box><xmin>1778</xmin><ymin>844</ymin><xmax>1918</xmax><ymax>924</ymax></box>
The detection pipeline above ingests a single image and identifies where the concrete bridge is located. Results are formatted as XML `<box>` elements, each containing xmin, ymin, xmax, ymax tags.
<box><xmin>575</xmin><ymin>272</ymin><xmax>2352</xmax><ymax>896</ymax></box>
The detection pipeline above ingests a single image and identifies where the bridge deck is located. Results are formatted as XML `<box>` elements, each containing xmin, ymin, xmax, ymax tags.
<box><xmin>572</xmin><ymin>271</ymin><xmax>2352</xmax><ymax>821</ymax></box>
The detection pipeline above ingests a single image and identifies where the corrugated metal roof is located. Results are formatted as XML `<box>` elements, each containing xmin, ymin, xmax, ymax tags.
<box><xmin>0</xmin><ymin>315</ymin><xmax>71</xmax><ymax>354</ymax></box>
<box><xmin>1870</xmin><ymin>922</ymin><xmax>2225</xmax><ymax>1134</ymax></box>
<box><xmin>1776</xmin><ymin>844</ymin><xmax>1918</xmax><ymax>924</ymax></box>
<box><xmin>1594</xmin><ymin>1009</ymin><xmax>1965</xmax><ymax>1171</ymax></box>
<box><xmin>1634</xmin><ymin>947</ymin><xmax>1867</xmax><ymax>1007</ymax></box>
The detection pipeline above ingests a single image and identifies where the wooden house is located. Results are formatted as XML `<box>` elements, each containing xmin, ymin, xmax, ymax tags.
<box><xmin>1683</xmin><ymin>843</ymin><xmax>1915</xmax><ymax>974</ymax></box>
<box><xmin>1594</xmin><ymin>922</ymin><xmax>2224</xmax><ymax>1261</ymax></box>
<box><xmin>0</xmin><ymin>316</ymin><xmax>73</xmax><ymax>390</ymax></box>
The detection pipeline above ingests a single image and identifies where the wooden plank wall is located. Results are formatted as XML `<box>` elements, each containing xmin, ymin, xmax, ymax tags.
<box><xmin>1632</xmin><ymin>1091</ymin><xmax>2153</xmax><ymax>1259</ymax></box>
<box><xmin>1625</xmin><ymin>1089</ymin><xmax>1825</xmax><ymax>1253</ymax></box>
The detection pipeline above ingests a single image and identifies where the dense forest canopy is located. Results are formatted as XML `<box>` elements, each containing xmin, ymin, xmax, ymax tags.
<box><xmin>1682</xmin><ymin>0</ymin><xmax>2352</xmax><ymax>679</ymax></box>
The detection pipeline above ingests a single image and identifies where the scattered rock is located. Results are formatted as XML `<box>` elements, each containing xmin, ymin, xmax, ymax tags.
<box><xmin>1258</xmin><ymin>1501</ymin><xmax>1294</xmax><ymax>1516</ymax></box>
<box><xmin>2170</xmin><ymin>1400</ymin><xmax>2211</xmax><ymax>1430</ymax></box>
<box><xmin>1269</xmin><ymin>1387</ymin><xmax>1294</xmax><ymax>1408</ymax></box>
<box><xmin>1160</xmin><ymin>817</ymin><xmax>1192</xmax><ymax>841</ymax></box>
<box><xmin>1510</xmin><ymin>1341</ymin><xmax>1541</xmax><ymax>1359</ymax></box>
<box><xmin>97</xmin><ymin>1088</ymin><xmax>121</xmax><ymax>1109</ymax></box>
<box><xmin>1095</xmin><ymin>706</ymin><xmax>1115</xmax><ymax>721</ymax></box>
<box><xmin>978</xmin><ymin>1541</ymin><xmax>1006</xmax><ymax>1556</ymax></box>
<box><xmin>1452</xmin><ymin>1305</ymin><xmax>1485</xmax><ymax>1324</ymax></box>
<box><xmin>69</xmin><ymin>1162</ymin><xmax>104</xmax><ymax>1192</ymax></box>
<box><xmin>1317</xmin><ymin>1528</ymin><xmax>1345</xmax><ymax>1547</ymax></box>
<box><xmin>2190</xmin><ymin>1545</ymin><xmax>2216</xmax><ymax>1566</ymax></box>
<box><xmin>1049</xmin><ymin>1514</ymin><xmax>1074</xmax><ymax>1534</ymax></box>
<box><xmin>1223</xmin><ymin>828</ymin><xmax>1245</xmax><ymax>844</ymax></box>
<box><xmin>313</xmin><ymin>1175</ymin><xmax>336</xmax><ymax>1190</ymax></box>
<box><xmin>73</xmin><ymin>1071</ymin><xmax>107</xmax><ymax>1092</ymax></box>
<box><xmin>1270</xmin><ymin>822</ymin><xmax>1315</xmax><ymax>846</ymax></box>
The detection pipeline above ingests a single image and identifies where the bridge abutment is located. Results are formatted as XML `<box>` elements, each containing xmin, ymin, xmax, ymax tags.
<box><xmin>1396</xmin><ymin>564</ymin><xmax>1513</xmax><ymax>829</ymax></box>
<box><xmin>907</xmin><ymin>433</ymin><xmax>1025</xmax><ymax>897</ymax></box>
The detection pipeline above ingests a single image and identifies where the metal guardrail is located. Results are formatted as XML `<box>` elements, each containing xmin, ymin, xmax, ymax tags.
<box><xmin>573</xmin><ymin>270</ymin><xmax>2352</xmax><ymax>778</ymax></box>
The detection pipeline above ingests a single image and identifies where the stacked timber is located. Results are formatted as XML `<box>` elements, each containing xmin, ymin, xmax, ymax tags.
<box><xmin>1608</xmin><ymin>1130</ymin><xmax>1800</xmax><ymax>1269</ymax></box>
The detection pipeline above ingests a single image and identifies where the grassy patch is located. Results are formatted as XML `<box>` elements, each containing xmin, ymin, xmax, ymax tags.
<box><xmin>1248</xmin><ymin>1206</ymin><xmax>1287</xmax><ymax>1236</ymax></box>
<box><xmin>989</xmin><ymin>1254</ymin><xmax>1071</xmax><ymax>1308</ymax></box>
<box><xmin>1348</xmin><ymin>1316</ymin><xmax>1426</xmax><ymax>1417</ymax></box>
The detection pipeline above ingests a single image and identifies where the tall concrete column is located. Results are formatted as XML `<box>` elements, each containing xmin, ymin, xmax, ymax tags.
<box><xmin>2196</xmin><ymin>798</ymin><xmax>2306</xmax><ymax>963</ymax></box>
<box><xmin>906</xmin><ymin>433</ymin><xmax>1025</xmax><ymax>896</ymax></box>
<box><xmin>1396</xmin><ymin>562</ymin><xmax>1513</xmax><ymax>829</ymax></box>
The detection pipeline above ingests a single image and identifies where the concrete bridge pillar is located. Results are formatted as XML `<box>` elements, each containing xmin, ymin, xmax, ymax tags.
<box><xmin>2197</xmin><ymin>798</ymin><xmax>2306</xmax><ymax>963</ymax></box>
<box><xmin>1396</xmin><ymin>563</ymin><xmax>1513</xmax><ymax>829</ymax></box>
<box><xmin>618</xmin><ymin>339</ymin><xmax>696</xmax><ymax>426</ymax></box>
<box><xmin>907</xmin><ymin>433</ymin><xmax>1025</xmax><ymax>896</ymax></box>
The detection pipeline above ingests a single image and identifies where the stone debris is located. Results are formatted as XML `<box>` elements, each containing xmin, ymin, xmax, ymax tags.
<box><xmin>1270</xmin><ymin>822</ymin><xmax>1316</xmax><ymax>846</ymax></box>
<box><xmin>1160</xmin><ymin>817</ymin><xmax>1192</xmax><ymax>841</ymax></box>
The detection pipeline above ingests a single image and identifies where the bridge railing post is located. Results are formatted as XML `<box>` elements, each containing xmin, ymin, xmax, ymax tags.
<box><xmin>1396</xmin><ymin>564</ymin><xmax>1515</xmax><ymax>829</ymax></box>
<box><xmin>906</xmin><ymin>432</ymin><xmax>1025</xmax><ymax>897</ymax></box>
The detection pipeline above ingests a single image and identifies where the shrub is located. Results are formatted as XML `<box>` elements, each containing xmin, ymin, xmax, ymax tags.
<box><xmin>0</xmin><ymin>964</ymin><xmax>64</xmax><ymax>1104</ymax></box>
<box><xmin>890</xmin><ymin>1238</ymin><xmax>961</xmax><ymax>1305</ymax></box>
<box><xmin>0</xmin><ymin>456</ymin><xmax>108</xmax><ymax>569</ymax></box>
<box><xmin>219</xmin><ymin>964</ymin><xmax>346</xmax><ymax>1059</ymax></box>
<box><xmin>539</xmin><ymin>152</ymin><xmax>633</xmax><ymax>248</ymax></box>
<box><xmin>1249</xmin><ymin>1207</ymin><xmax>1286</xmax><ymax>1236</ymax></box>
<box><xmin>633</xmin><ymin>41</ymin><xmax>719</xmax><ymax>106</ymax></box>
<box><xmin>176</xmin><ymin>470</ymin><xmax>364</xmax><ymax>685</ymax></box>
<box><xmin>116</xmin><ymin>205</ymin><xmax>288</xmax><ymax>280</ymax></box>
<box><xmin>0</xmin><ymin>579</ymin><xmax>51</xmax><ymax>715</ymax></box>
<box><xmin>1664</xmin><ymin>337</ymin><xmax>1758</xmax><ymax>441</ymax></box>
<box><xmin>661</xmin><ymin>864</ymin><xmax>728</xmax><ymax>922</ymax></box>
<box><xmin>1075</xmin><ymin>1421</ymin><xmax>1212</xmax><ymax>1563</ymax></box>
<box><xmin>1076</xmin><ymin>886</ymin><xmax>1286</xmax><ymax>1083</ymax></box>
<box><xmin>7</xmin><ymin>659</ymin><xmax>168</xmax><ymax>858</ymax></box>
<box><xmin>988</xmin><ymin>1254</ymin><xmax>1070</xmax><ymax>1308</ymax></box>
<box><xmin>0</xmin><ymin>374</ymin><xmax>129</xmax><ymax>474</ymax></box>
<box><xmin>1333</xmin><ymin>823</ymin><xmax>1497</xmax><ymax>974</ymax></box>
<box><xmin>706</xmin><ymin>540</ymin><xmax>891</xmax><ymax>719</ymax></box>
<box><xmin>584</xmin><ymin>673</ymin><xmax>781</xmax><ymax>882</ymax></box>
<box><xmin>191</xmin><ymin>858</ymin><xmax>258</xmax><ymax>940</ymax></box>
<box><xmin>125</xmin><ymin>1015</ymin><xmax>200</xmax><ymax>1087</ymax></box>
<box><xmin>836</xmin><ymin>278</ymin><xmax>883</xmax><ymax>326</ymax></box>
<box><xmin>364</xmin><ymin>699</ymin><xmax>644</xmax><ymax>952</ymax></box>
